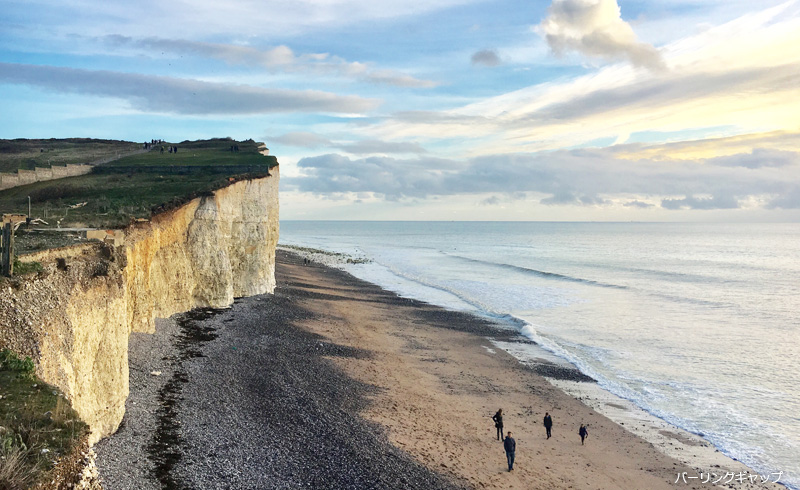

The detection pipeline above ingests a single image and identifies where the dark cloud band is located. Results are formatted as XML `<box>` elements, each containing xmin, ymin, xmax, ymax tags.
<box><xmin>286</xmin><ymin>147</ymin><xmax>800</xmax><ymax>209</ymax></box>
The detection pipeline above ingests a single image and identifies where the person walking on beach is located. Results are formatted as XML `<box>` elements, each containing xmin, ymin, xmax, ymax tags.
<box><xmin>543</xmin><ymin>412</ymin><xmax>553</xmax><ymax>439</ymax></box>
<box><xmin>504</xmin><ymin>431</ymin><xmax>516</xmax><ymax>471</ymax></box>
<box><xmin>579</xmin><ymin>424</ymin><xmax>588</xmax><ymax>445</ymax></box>
<box><xmin>492</xmin><ymin>409</ymin><xmax>504</xmax><ymax>441</ymax></box>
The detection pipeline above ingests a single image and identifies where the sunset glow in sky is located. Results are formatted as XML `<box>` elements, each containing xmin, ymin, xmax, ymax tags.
<box><xmin>2</xmin><ymin>0</ymin><xmax>800</xmax><ymax>220</ymax></box>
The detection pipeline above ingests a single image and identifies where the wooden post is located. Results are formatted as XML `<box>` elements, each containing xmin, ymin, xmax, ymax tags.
<box><xmin>1</xmin><ymin>222</ymin><xmax>11</xmax><ymax>277</ymax></box>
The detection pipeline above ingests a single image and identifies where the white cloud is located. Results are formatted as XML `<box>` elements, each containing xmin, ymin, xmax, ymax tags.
<box><xmin>364</xmin><ymin>70</ymin><xmax>439</xmax><ymax>88</ymax></box>
<box><xmin>369</xmin><ymin>4</ymin><xmax>800</xmax><ymax>158</ymax></box>
<box><xmin>0</xmin><ymin>62</ymin><xmax>379</xmax><ymax>115</ymax></box>
<box><xmin>537</xmin><ymin>0</ymin><xmax>664</xmax><ymax>69</ymax></box>
<box><xmin>661</xmin><ymin>195</ymin><xmax>740</xmax><ymax>210</ymax></box>
<box><xmin>268</xmin><ymin>132</ymin><xmax>428</xmax><ymax>154</ymax></box>
<box><xmin>269</xmin><ymin>132</ymin><xmax>333</xmax><ymax>148</ymax></box>
<box><xmin>105</xmin><ymin>36</ymin><xmax>297</xmax><ymax>67</ymax></box>
<box><xmin>336</xmin><ymin>140</ymin><xmax>428</xmax><ymax>155</ymax></box>
<box><xmin>8</xmin><ymin>0</ymin><xmax>483</xmax><ymax>39</ymax></box>
<box><xmin>102</xmin><ymin>36</ymin><xmax>438</xmax><ymax>88</ymax></box>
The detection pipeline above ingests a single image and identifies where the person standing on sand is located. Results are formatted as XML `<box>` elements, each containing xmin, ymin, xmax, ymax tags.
<box><xmin>579</xmin><ymin>424</ymin><xmax>588</xmax><ymax>445</ymax></box>
<box><xmin>543</xmin><ymin>412</ymin><xmax>553</xmax><ymax>439</ymax></box>
<box><xmin>492</xmin><ymin>409</ymin><xmax>504</xmax><ymax>441</ymax></box>
<box><xmin>504</xmin><ymin>431</ymin><xmax>516</xmax><ymax>471</ymax></box>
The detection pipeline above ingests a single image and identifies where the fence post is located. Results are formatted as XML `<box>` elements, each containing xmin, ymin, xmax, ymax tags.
<box><xmin>1</xmin><ymin>222</ymin><xmax>11</xmax><ymax>276</ymax></box>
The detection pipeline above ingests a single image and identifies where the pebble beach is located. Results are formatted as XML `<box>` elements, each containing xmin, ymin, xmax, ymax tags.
<box><xmin>95</xmin><ymin>250</ymin><xmax>780</xmax><ymax>489</ymax></box>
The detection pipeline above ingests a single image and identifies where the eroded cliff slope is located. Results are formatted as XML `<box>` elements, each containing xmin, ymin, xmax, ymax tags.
<box><xmin>0</xmin><ymin>170</ymin><xmax>279</xmax><ymax>443</ymax></box>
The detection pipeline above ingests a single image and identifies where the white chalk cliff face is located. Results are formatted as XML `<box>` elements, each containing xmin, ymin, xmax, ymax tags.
<box><xmin>8</xmin><ymin>170</ymin><xmax>279</xmax><ymax>444</ymax></box>
<box><xmin>125</xmin><ymin>172</ymin><xmax>280</xmax><ymax>334</ymax></box>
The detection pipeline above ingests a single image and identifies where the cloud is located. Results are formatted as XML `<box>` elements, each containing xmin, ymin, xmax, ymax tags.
<box><xmin>268</xmin><ymin>132</ymin><xmax>428</xmax><ymax>154</ymax></box>
<box><xmin>540</xmin><ymin>191</ymin><xmax>579</xmax><ymax>205</ymax></box>
<box><xmin>290</xmin><ymin>153</ymin><xmax>459</xmax><ymax>199</ymax></box>
<box><xmin>364</xmin><ymin>70</ymin><xmax>439</xmax><ymax>88</ymax></box>
<box><xmin>471</xmin><ymin>49</ymin><xmax>501</xmax><ymax>67</ymax></box>
<box><xmin>767</xmin><ymin>188</ymin><xmax>800</xmax><ymax>209</ymax></box>
<box><xmin>286</xmin><ymin>146</ymin><xmax>800</xmax><ymax>210</ymax></box>
<box><xmin>374</xmin><ymin>50</ymin><xmax>800</xmax><ymax>157</ymax></box>
<box><xmin>623</xmin><ymin>200</ymin><xmax>653</xmax><ymax>208</ymax></box>
<box><xmin>481</xmin><ymin>192</ymin><xmax>528</xmax><ymax>205</ymax></box>
<box><xmin>10</xmin><ymin>0</ymin><xmax>483</xmax><ymax>39</ymax></box>
<box><xmin>661</xmin><ymin>195</ymin><xmax>740</xmax><ymax>210</ymax></box>
<box><xmin>537</xmin><ymin>0</ymin><xmax>665</xmax><ymax>70</ymax></box>
<box><xmin>540</xmin><ymin>191</ymin><xmax>608</xmax><ymax>206</ymax></box>
<box><xmin>500</xmin><ymin>64</ymin><xmax>800</xmax><ymax>135</ymax></box>
<box><xmin>336</xmin><ymin>140</ymin><xmax>428</xmax><ymax>155</ymax></box>
<box><xmin>102</xmin><ymin>36</ymin><xmax>438</xmax><ymax>88</ymax></box>
<box><xmin>708</xmin><ymin>148</ymin><xmax>798</xmax><ymax>169</ymax></box>
<box><xmin>0</xmin><ymin>62</ymin><xmax>379</xmax><ymax>115</ymax></box>
<box><xmin>105</xmin><ymin>35</ymin><xmax>297</xmax><ymax>66</ymax></box>
<box><xmin>615</xmin><ymin>130</ymin><xmax>800</xmax><ymax>161</ymax></box>
<box><xmin>269</xmin><ymin>132</ymin><xmax>333</xmax><ymax>148</ymax></box>
<box><xmin>266</xmin><ymin>131</ymin><xmax>428</xmax><ymax>155</ymax></box>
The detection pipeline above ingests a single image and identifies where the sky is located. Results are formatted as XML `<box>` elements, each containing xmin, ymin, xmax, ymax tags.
<box><xmin>2</xmin><ymin>0</ymin><xmax>800</xmax><ymax>221</ymax></box>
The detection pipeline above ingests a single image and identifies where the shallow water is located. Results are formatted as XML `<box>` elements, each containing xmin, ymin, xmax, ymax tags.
<box><xmin>280</xmin><ymin>221</ymin><xmax>800</xmax><ymax>490</ymax></box>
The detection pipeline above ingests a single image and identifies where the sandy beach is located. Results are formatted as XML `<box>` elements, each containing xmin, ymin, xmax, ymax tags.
<box><xmin>96</xmin><ymin>250</ymin><xmax>781</xmax><ymax>489</ymax></box>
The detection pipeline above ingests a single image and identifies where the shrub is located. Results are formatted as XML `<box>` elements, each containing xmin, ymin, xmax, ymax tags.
<box><xmin>27</xmin><ymin>184</ymin><xmax>86</xmax><ymax>204</ymax></box>
<box><xmin>12</xmin><ymin>259</ymin><xmax>42</xmax><ymax>276</ymax></box>
<box><xmin>0</xmin><ymin>349</ymin><xmax>34</xmax><ymax>375</ymax></box>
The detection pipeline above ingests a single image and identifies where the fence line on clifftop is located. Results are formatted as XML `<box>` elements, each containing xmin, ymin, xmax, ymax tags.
<box><xmin>0</xmin><ymin>147</ymin><xmax>151</xmax><ymax>192</ymax></box>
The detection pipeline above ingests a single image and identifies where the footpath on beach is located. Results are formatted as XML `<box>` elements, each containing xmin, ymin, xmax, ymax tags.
<box><xmin>95</xmin><ymin>250</ymin><xmax>778</xmax><ymax>490</ymax></box>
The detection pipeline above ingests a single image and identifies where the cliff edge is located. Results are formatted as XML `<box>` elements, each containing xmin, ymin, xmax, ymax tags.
<box><xmin>0</xmin><ymin>169</ymin><xmax>279</xmax><ymax>443</ymax></box>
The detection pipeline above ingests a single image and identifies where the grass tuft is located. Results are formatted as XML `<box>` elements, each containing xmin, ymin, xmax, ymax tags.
<box><xmin>11</xmin><ymin>259</ymin><xmax>43</xmax><ymax>277</ymax></box>
<box><xmin>0</xmin><ymin>349</ymin><xmax>89</xmax><ymax>489</ymax></box>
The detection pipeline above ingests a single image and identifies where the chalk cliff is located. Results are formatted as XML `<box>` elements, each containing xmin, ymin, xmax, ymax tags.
<box><xmin>125</xmin><ymin>173</ymin><xmax>279</xmax><ymax>334</ymax></box>
<box><xmin>0</xmin><ymin>169</ymin><xmax>279</xmax><ymax>443</ymax></box>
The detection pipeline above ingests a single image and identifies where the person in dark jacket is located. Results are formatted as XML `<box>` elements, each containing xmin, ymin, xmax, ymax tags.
<box><xmin>543</xmin><ymin>412</ymin><xmax>553</xmax><ymax>439</ymax></box>
<box><xmin>579</xmin><ymin>424</ymin><xmax>588</xmax><ymax>445</ymax></box>
<box><xmin>492</xmin><ymin>409</ymin><xmax>504</xmax><ymax>441</ymax></box>
<box><xmin>503</xmin><ymin>431</ymin><xmax>516</xmax><ymax>471</ymax></box>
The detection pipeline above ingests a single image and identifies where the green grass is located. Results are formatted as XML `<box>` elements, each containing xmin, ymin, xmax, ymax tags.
<box><xmin>0</xmin><ymin>138</ymin><xmax>276</xmax><ymax>229</ymax></box>
<box><xmin>103</xmin><ymin>138</ymin><xmax>274</xmax><ymax>167</ymax></box>
<box><xmin>0</xmin><ymin>138</ymin><xmax>141</xmax><ymax>173</ymax></box>
<box><xmin>0</xmin><ymin>350</ymin><xmax>89</xmax><ymax>489</ymax></box>
<box><xmin>0</xmin><ymin>171</ymin><xmax>266</xmax><ymax>228</ymax></box>
<box><xmin>11</xmin><ymin>259</ymin><xmax>43</xmax><ymax>276</ymax></box>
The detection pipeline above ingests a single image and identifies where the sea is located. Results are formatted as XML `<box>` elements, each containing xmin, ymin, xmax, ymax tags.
<box><xmin>279</xmin><ymin>221</ymin><xmax>800</xmax><ymax>489</ymax></box>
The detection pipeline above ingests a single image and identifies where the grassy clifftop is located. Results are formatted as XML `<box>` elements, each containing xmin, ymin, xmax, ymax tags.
<box><xmin>102</xmin><ymin>138</ymin><xmax>273</xmax><ymax>167</ymax></box>
<box><xmin>0</xmin><ymin>137</ymin><xmax>276</xmax><ymax>231</ymax></box>
<box><xmin>0</xmin><ymin>138</ymin><xmax>141</xmax><ymax>173</ymax></box>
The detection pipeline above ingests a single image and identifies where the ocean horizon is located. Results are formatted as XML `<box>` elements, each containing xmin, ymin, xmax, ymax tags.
<box><xmin>279</xmin><ymin>220</ymin><xmax>799</xmax><ymax>490</ymax></box>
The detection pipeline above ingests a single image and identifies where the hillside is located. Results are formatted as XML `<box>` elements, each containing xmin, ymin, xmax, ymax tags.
<box><xmin>0</xmin><ymin>138</ymin><xmax>141</xmax><ymax>173</ymax></box>
<box><xmin>0</xmin><ymin>138</ymin><xmax>276</xmax><ymax>253</ymax></box>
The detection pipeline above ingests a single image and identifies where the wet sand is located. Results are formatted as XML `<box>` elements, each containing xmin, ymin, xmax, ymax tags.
<box><xmin>96</xmin><ymin>250</ymin><xmax>780</xmax><ymax>489</ymax></box>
